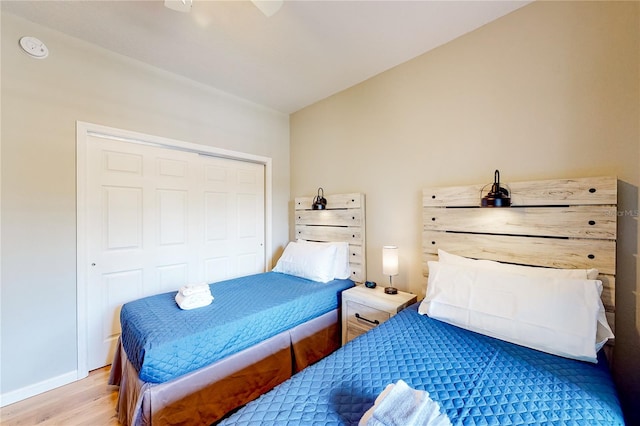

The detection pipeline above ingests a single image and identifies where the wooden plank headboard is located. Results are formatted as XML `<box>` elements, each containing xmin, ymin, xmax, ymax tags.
<box><xmin>294</xmin><ymin>193</ymin><xmax>366</xmax><ymax>283</ymax></box>
<box><xmin>422</xmin><ymin>176</ymin><xmax>617</xmax><ymax>332</ymax></box>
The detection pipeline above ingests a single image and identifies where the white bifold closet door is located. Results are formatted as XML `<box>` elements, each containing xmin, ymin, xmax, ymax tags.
<box><xmin>85</xmin><ymin>136</ymin><xmax>265</xmax><ymax>370</ymax></box>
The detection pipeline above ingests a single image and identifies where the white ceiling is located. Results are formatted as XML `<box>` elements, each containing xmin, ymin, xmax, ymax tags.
<box><xmin>2</xmin><ymin>0</ymin><xmax>531</xmax><ymax>114</ymax></box>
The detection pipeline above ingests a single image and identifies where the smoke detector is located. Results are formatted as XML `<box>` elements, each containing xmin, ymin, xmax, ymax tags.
<box><xmin>19</xmin><ymin>36</ymin><xmax>49</xmax><ymax>59</ymax></box>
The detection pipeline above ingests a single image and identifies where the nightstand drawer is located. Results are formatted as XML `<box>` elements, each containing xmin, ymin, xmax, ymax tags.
<box><xmin>346</xmin><ymin>322</ymin><xmax>370</xmax><ymax>341</ymax></box>
<box><xmin>346</xmin><ymin>300</ymin><xmax>391</xmax><ymax>330</ymax></box>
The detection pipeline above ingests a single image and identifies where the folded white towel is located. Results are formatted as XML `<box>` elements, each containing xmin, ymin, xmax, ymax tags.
<box><xmin>175</xmin><ymin>291</ymin><xmax>213</xmax><ymax>310</ymax></box>
<box><xmin>179</xmin><ymin>283</ymin><xmax>211</xmax><ymax>297</ymax></box>
<box><xmin>359</xmin><ymin>380</ymin><xmax>451</xmax><ymax>426</ymax></box>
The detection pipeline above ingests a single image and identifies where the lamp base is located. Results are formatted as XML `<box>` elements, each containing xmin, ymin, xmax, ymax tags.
<box><xmin>384</xmin><ymin>287</ymin><xmax>398</xmax><ymax>295</ymax></box>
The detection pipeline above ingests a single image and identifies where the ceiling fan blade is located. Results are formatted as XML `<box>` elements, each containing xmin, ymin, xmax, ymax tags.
<box><xmin>251</xmin><ymin>0</ymin><xmax>284</xmax><ymax>17</ymax></box>
<box><xmin>164</xmin><ymin>0</ymin><xmax>193</xmax><ymax>13</ymax></box>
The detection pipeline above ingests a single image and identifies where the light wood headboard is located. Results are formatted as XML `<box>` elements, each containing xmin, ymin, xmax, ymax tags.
<box><xmin>422</xmin><ymin>176</ymin><xmax>617</xmax><ymax>332</ymax></box>
<box><xmin>295</xmin><ymin>193</ymin><xmax>366</xmax><ymax>283</ymax></box>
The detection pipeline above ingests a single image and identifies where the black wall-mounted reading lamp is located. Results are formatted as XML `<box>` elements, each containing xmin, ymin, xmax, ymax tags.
<box><xmin>312</xmin><ymin>187</ymin><xmax>327</xmax><ymax>210</ymax></box>
<box><xmin>481</xmin><ymin>170</ymin><xmax>511</xmax><ymax>207</ymax></box>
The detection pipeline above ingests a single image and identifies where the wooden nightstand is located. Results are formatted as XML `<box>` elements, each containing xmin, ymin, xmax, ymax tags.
<box><xmin>341</xmin><ymin>285</ymin><xmax>417</xmax><ymax>345</ymax></box>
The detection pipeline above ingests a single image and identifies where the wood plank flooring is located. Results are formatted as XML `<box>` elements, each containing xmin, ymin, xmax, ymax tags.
<box><xmin>0</xmin><ymin>367</ymin><xmax>120</xmax><ymax>425</ymax></box>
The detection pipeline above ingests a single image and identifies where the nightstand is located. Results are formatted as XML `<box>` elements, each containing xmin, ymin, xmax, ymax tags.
<box><xmin>341</xmin><ymin>285</ymin><xmax>417</xmax><ymax>345</ymax></box>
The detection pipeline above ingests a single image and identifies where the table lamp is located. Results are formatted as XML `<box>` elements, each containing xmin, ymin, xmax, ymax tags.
<box><xmin>382</xmin><ymin>245</ymin><xmax>398</xmax><ymax>294</ymax></box>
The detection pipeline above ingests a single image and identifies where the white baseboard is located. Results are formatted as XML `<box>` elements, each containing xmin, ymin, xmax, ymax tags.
<box><xmin>0</xmin><ymin>370</ymin><xmax>78</xmax><ymax>407</ymax></box>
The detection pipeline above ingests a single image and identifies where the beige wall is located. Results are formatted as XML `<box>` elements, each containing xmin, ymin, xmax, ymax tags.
<box><xmin>1</xmin><ymin>13</ymin><xmax>290</xmax><ymax>398</ymax></box>
<box><xmin>291</xmin><ymin>1</ymin><xmax>639</xmax><ymax>421</ymax></box>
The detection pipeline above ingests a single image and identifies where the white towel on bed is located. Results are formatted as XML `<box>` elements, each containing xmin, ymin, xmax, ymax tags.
<box><xmin>359</xmin><ymin>380</ymin><xmax>451</xmax><ymax>426</ymax></box>
<box><xmin>179</xmin><ymin>283</ymin><xmax>211</xmax><ymax>297</ymax></box>
<box><xmin>175</xmin><ymin>290</ymin><xmax>213</xmax><ymax>310</ymax></box>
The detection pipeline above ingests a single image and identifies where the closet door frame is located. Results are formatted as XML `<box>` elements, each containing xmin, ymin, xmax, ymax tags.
<box><xmin>75</xmin><ymin>121</ymin><xmax>273</xmax><ymax>379</ymax></box>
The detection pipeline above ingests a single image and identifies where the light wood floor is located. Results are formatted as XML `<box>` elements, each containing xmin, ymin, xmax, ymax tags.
<box><xmin>0</xmin><ymin>366</ymin><xmax>120</xmax><ymax>425</ymax></box>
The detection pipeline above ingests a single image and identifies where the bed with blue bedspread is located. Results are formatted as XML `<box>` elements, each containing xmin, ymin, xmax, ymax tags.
<box><xmin>120</xmin><ymin>272</ymin><xmax>353</xmax><ymax>383</ymax></box>
<box><xmin>220</xmin><ymin>303</ymin><xmax>624</xmax><ymax>425</ymax></box>
<box><xmin>109</xmin><ymin>272</ymin><xmax>354</xmax><ymax>425</ymax></box>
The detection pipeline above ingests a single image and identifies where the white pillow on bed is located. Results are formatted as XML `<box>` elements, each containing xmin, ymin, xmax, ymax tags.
<box><xmin>272</xmin><ymin>241</ymin><xmax>337</xmax><ymax>283</ymax></box>
<box><xmin>437</xmin><ymin>249</ymin><xmax>599</xmax><ymax>280</ymax></box>
<box><xmin>297</xmin><ymin>239</ymin><xmax>351</xmax><ymax>279</ymax></box>
<box><xmin>419</xmin><ymin>261</ymin><xmax>611</xmax><ymax>363</ymax></box>
<box><xmin>435</xmin><ymin>249</ymin><xmax>612</xmax><ymax>350</ymax></box>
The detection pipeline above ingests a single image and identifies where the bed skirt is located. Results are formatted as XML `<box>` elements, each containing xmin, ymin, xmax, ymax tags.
<box><xmin>108</xmin><ymin>308</ymin><xmax>341</xmax><ymax>426</ymax></box>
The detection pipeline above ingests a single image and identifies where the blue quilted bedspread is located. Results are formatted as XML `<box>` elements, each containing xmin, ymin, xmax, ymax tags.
<box><xmin>119</xmin><ymin>272</ymin><xmax>354</xmax><ymax>383</ymax></box>
<box><xmin>221</xmin><ymin>303</ymin><xmax>624</xmax><ymax>425</ymax></box>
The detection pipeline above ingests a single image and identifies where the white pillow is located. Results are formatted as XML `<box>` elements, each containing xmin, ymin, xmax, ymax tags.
<box><xmin>297</xmin><ymin>239</ymin><xmax>351</xmax><ymax>280</ymax></box>
<box><xmin>435</xmin><ymin>250</ymin><xmax>612</xmax><ymax>349</ymax></box>
<box><xmin>272</xmin><ymin>241</ymin><xmax>337</xmax><ymax>283</ymax></box>
<box><xmin>419</xmin><ymin>261</ymin><xmax>611</xmax><ymax>363</ymax></box>
<box><xmin>437</xmin><ymin>249</ymin><xmax>599</xmax><ymax>280</ymax></box>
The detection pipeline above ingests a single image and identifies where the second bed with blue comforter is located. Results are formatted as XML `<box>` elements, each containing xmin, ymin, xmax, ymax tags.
<box><xmin>119</xmin><ymin>272</ymin><xmax>354</xmax><ymax>383</ymax></box>
<box><xmin>220</xmin><ymin>303</ymin><xmax>624</xmax><ymax>425</ymax></box>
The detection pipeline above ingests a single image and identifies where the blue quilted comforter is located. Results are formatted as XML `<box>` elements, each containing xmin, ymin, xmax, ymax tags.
<box><xmin>119</xmin><ymin>272</ymin><xmax>354</xmax><ymax>383</ymax></box>
<box><xmin>221</xmin><ymin>303</ymin><xmax>624</xmax><ymax>425</ymax></box>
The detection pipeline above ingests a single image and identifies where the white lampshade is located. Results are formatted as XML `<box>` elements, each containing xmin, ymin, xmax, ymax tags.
<box><xmin>382</xmin><ymin>246</ymin><xmax>399</xmax><ymax>276</ymax></box>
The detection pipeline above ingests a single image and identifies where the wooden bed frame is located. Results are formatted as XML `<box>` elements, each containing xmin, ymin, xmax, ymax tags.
<box><xmin>422</xmin><ymin>176</ymin><xmax>617</xmax><ymax>335</ymax></box>
<box><xmin>109</xmin><ymin>192</ymin><xmax>366</xmax><ymax>425</ymax></box>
